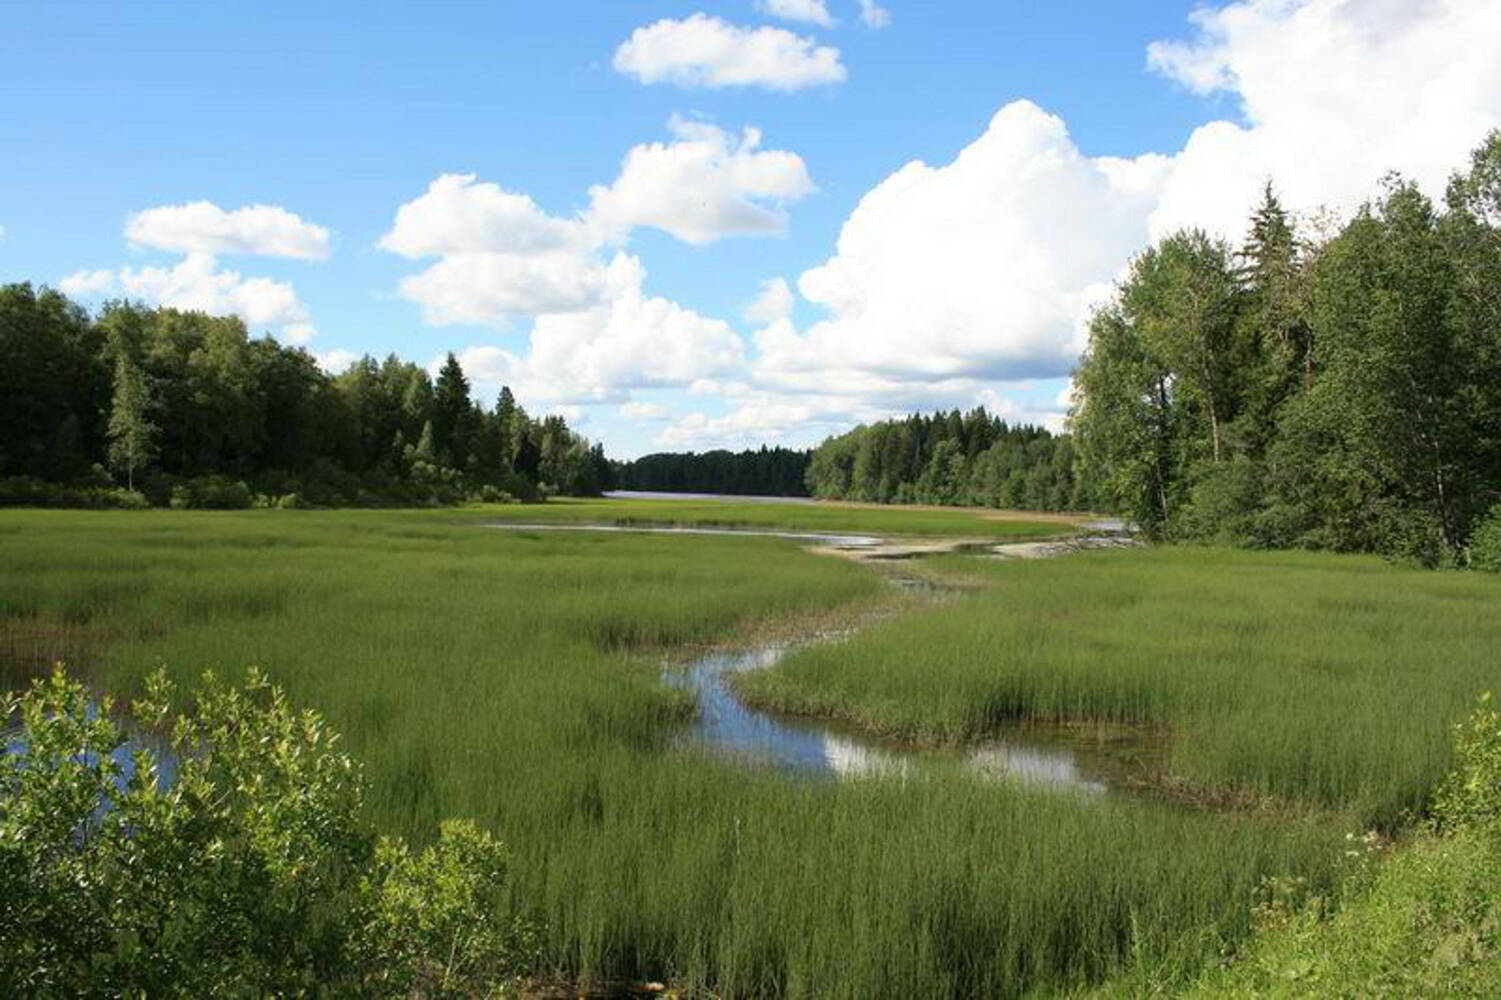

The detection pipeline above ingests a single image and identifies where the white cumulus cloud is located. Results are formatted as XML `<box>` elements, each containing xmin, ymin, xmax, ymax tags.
<box><xmin>589</xmin><ymin>117</ymin><xmax>813</xmax><ymax>245</ymax></box>
<box><xmin>60</xmin><ymin>252</ymin><xmax>317</xmax><ymax>344</ymax></box>
<box><xmin>758</xmin><ymin>0</ymin><xmax>834</xmax><ymax>27</ymax></box>
<box><xmin>377</xmin><ymin>174</ymin><xmax>588</xmax><ymax>258</ymax></box>
<box><xmin>755</xmin><ymin>100</ymin><xmax>1166</xmax><ymax>387</ymax></box>
<box><xmin>857</xmin><ymin>0</ymin><xmax>891</xmax><ymax>29</ymax></box>
<box><xmin>613</xmin><ymin>14</ymin><xmax>846</xmax><ymax>92</ymax></box>
<box><xmin>125</xmin><ymin>201</ymin><xmax>331</xmax><ymax>260</ymax></box>
<box><xmin>460</xmin><ymin>253</ymin><xmax>746</xmax><ymax>404</ymax></box>
<box><xmin>744</xmin><ymin>277</ymin><xmax>795</xmax><ymax>324</ymax></box>
<box><xmin>58</xmin><ymin>268</ymin><xmax>117</xmax><ymax>296</ymax></box>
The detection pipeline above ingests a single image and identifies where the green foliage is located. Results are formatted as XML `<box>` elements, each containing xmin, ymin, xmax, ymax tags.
<box><xmin>616</xmin><ymin>445</ymin><xmax>812</xmax><ymax>497</ymax></box>
<box><xmin>0</xmin><ymin>294</ymin><xmax>608</xmax><ymax>507</ymax></box>
<box><xmin>106</xmin><ymin>354</ymin><xmax>157</xmax><ymax>491</ymax></box>
<box><xmin>805</xmin><ymin>407</ymin><xmax>1089</xmax><ymax>511</ymax></box>
<box><xmin>1434</xmin><ymin>693</ymin><xmax>1501</xmax><ymax>832</ymax></box>
<box><xmin>1189</xmin><ymin>697</ymin><xmax>1501</xmax><ymax>997</ymax></box>
<box><xmin>1471</xmin><ymin>504</ymin><xmax>1501</xmax><ymax>572</ymax></box>
<box><xmin>1073</xmin><ymin>134</ymin><xmax>1501</xmax><ymax>559</ymax></box>
<box><xmin>0</xmin><ymin>476</ymin><xmax>150</xmax><ymax>510</ymax></box>
<box><xmin>168</xmin><ymin>475</ymin><xmax>255</xmax><ymax>510</ymax></box>
<box><xmin>0</xmin><ymin>666</ymin><xmax>534</xmax><ymax>996</ymax></box>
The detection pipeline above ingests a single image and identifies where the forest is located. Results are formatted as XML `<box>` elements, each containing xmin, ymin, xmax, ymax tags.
<box><xmin>803</xmin><ymin>411</ymin><xmax>1092</xmax><ymax>511</ymax></box>
<box><xmin>0</xmin><ymin>290</ymin><xmax>610</xmax><ymax>508</ymax></box>
<box><xmin>613</xmin><ymin>446</ymin><xmax>812</xmax><ymax>497</ymax></box>
<box><xmin>1071</xmin><ymin>132</ymin><xmax>1501</xmax><ymax>563</ymax></box>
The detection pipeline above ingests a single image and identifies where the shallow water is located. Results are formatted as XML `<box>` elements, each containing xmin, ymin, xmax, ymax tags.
<box><xmin>604</xmin><ymin>490</ymin><xmax>813</xmax><ymax>505</ymax></box>
<box><xmin>486</xmin><ymin>522</ymin><xmax>882</xmax><ymax>549</ymax></box>
<box><xmin>664</xmin><ymin>642</ymin><xmax>1151</xmax><ymax>795</ymax></box>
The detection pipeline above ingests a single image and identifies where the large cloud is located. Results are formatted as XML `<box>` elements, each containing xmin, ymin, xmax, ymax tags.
<box><xmin>755</xmin><ymin>101</ymin><xmax>1168</xmax><ymax>386</ymax></box>
<box><xmin>588</xmin><ymin>117</ymin><xmax>813</xmax><ymax>245</ymax></box>
<box><xmin>1144</xmin><ymin>0</ymin><xmax>1501</xmax><ymax>239</ymax></box>
<box><xmin>747</xmin><ymin>0</ymin><xmax>1501</xmax><ymax>420</ymax></box>
<box><xmin>378</xmin><ymin>174</ymin><xmax>588</xmax><ymax>258</ymax></box>
<box><xmin>613</xmin><ymin>14</ymin><xmax>846</xmax><ymax>92</ymax></box>
<box><xmin>126</xmin><ymin>201</ymin><xmax>331</xmax><ymax>260</ymax></box>
<box><xmin>383</xmin><ymin>120</ymin><xmax>809</xmax><ymax>401</ymax></box>
<box><xmin>59</xmin><ymin>199</ymin><xmax>328</xmax><ymax>344</ymax></box>
<box><xmin>63</xmin><ymin>252</ymin><xmax>317</xmax><ymax>344</ymax></box>
<box><xmin>449</xmin><ymin>254</ymin><xmax>744</xmax><ymax>404</ymax></box>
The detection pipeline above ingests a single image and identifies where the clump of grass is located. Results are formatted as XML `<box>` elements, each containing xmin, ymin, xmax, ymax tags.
<box><xmin>1186</xmin><ymin>695</ymin><xmax>1501</xmax><ymax>997</ymax></box>
<box><xmin>741</xmin><ymin>546</ymin><xmax>1501</xmax><ymax>827</ymax></box>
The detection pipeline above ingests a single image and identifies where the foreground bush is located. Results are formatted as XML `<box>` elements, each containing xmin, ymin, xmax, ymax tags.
<box><xmin>0</xmin><ymin>667</ymin><xmax>535</xmax><ymax>997</ymax></box>
<box><xmin>1190</xmin><ymin>695</ymin><xmax>1501</xmax><ymax>996</ymax></box>
<box><xmin>1473</xmin><ymin>504</ymin><xmax>1501</xmax><ymax>573</ymax></box>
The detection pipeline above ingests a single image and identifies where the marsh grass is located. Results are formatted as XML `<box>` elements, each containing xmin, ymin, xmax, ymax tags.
<box><xmin>741</xmin><ymin>546</ymin><xmax>1501</xmax><ymax>828</ymax></box>
<box><xmin>1</xmin><ymin>510</ymin><xmax>1349</xmax><ymax>996</ymax></box>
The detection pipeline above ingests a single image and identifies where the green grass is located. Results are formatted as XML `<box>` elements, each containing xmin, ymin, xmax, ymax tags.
<box><xmin>740</xmin><ymin>546</ymin><xmax>1501</xmax><ymax>827</ymax></box>
<box><xmin>474</xmin><ymin>495</ymin><xmax>1075</xmax><ymax>538</ymax></box>
<box><xmin>0</xmin><ymin>509</ymin><xmax>1350</xmax><ymax>997</ymax></box>
<box><xmin>1186</xmin><ymin>827</ymin><xmax>1501</xmax><ymax>997</ymax></box>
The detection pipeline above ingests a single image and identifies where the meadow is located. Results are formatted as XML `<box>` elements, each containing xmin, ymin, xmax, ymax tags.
<box><xmin>0</xmin><ymin>507</ymin><xmax>1358</xmax><ymax>996</ymax></box>
<box><xmin>741</xmin><ymin>546</ymin><xmax>1501</xmax><ymax>827</ymax></box>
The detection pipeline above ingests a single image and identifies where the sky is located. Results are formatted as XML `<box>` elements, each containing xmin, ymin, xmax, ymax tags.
<box><xmin>2</xmin><ymin>1</ymin><xmax>1498</xmax><ymax>459</ymax></box>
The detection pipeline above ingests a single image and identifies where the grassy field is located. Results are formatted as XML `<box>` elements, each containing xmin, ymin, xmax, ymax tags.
<box><xmin>0</xmin><ymin>508</ymin><xmax>1351</xmax><ymax>997</ymax></box>
<box><xmin>476</xmin><ymin>495</ymin><xmax>1076</xmax><ymax>538</ymax></box>
<box><xmin>740</xmin><ymin>546</ymin><xmax>1501</xmax><ymax>827</ymax></box>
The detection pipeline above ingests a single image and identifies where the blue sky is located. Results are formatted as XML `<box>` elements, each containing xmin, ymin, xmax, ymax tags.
<box><xmin>3</xmin><ymin>1</ymin><xmax>1497</xmax><ymax>457</ymax></box>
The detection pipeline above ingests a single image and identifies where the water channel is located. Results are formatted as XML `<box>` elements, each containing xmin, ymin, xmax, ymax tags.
<box><xmin>489</xmin><ymin>519</ymin><xmax>1154</xmax><ymax>796</ymax></box>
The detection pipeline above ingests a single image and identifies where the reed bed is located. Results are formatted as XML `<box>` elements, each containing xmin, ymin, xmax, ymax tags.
<box><xmin>743</xmin><ymin>546</ymin><xmax>1501</xmax><ymax>826</ymax></box>
<box><xmin>1</xmin><ymin>511</ymin><xmax>1351</xmax><ymax>996</ymax></box>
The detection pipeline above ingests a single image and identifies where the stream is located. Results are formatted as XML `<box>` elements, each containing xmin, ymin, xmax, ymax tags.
<box><xmin>488</xmin><ymin>517</ymin><xmax>1151</xmax><ymax>796</ymax></box>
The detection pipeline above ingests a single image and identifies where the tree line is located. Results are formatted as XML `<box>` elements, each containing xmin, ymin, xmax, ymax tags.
<box><xmin>1071</xmin><ymin>131</ymin><xmax>1501</xmax><ymax>563</ymax></box>
<box><xmin>0</xmin><ymin>289</ymin><xmax>611</xmax><ymax>507</ymax></box>
<box><xmin>613</xmin><ymin>447</ymin><xmax>812</xmax><ymax>497</ymax></box>
<box><xmin>804</xmin><ymin>410</ymin><xmax>1094</xmax><ymax>511</ymax></box>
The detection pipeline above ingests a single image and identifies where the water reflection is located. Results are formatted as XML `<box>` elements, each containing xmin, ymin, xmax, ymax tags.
<box><xmin>666</xmin><ymin>645</ymin><xmax>1118</xmax><ymax>795</ymax></box>
<box><xmin>488</xmin><ymin>523</ymin><xmax>881</xmax><ymax>549</ymax></box>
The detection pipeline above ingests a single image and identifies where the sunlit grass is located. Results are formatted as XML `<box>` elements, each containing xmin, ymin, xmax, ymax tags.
<box><xmin>1</xmin><ymin>510</ymin><xmax>1350</xmax><ymax>996</ymax></box>
<box><xmin>742</xmin><ymin>546</ymin><xmax>1501</xmax><ymax>827</ymax></box>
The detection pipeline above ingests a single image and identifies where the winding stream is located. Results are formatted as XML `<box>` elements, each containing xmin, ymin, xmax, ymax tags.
<box><xmin>488</xmin><ymin>517</ymin><xmax>1152</xmax><ymax>795</ymax></box>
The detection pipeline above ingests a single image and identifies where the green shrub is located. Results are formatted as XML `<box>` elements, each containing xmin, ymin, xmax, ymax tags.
<box><xmin>1434</xmin><ymin>693</ymin><xmax>1501</xmax><ymax>831</ymax></box>
<box><xmin>276</xmin><ymin>492</ymin><xmax>303</xmax><ymax>510</ymax></box>
<box><xmin>0</xmin><ymin>667</ymin><xmax>536</xmax><ymax>997</ymax></box>
<box><xmin>1472</xmin><ymin>505</ymin><xmax>1501</xmax><ymax>573</ymax></box>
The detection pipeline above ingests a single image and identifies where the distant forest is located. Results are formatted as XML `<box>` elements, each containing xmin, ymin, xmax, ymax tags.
<box><xmin>615</xmin><ymin>448</ymin><xmax>811</xmax><ymax>497</ymax></box>
<box><xmin>0</xmin><ymin>289</ymin><xmax>609</xmax><ymax>508</ymax></box>
<box><xmin>804</xmin><ymin>412</ymin><xmax>1090</xmax><ymax>511</ymax></box>
<box><xmin>1071</xmin><ymin>131</ymin><xmax>1501</xmax><ymax>563</ymax></box>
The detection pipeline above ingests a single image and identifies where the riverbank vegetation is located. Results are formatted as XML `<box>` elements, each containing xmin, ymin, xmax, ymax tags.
<box><xmin>614</xmin><ymin>446</ymin><xmax>812</xmax><ymax>497</ymax></box>
<box><xmin>0</xmin><ymin>287</ymin><xmax>609</xmax><ymax>508</ymax></box>
<box><xmin>742</xmin><ymin>546</ymin><xmax>1501</xmax><ymax>828</ymax></box>
<box><xmin>805</xmin><ymin>409</ymin><xmax>1090</xmax><ymax>511</ymax></box>
<box><xmin>3</xmin><ymin>510</ymin><xmax>1357</xmax><ymax>996</ymax></box>
<box><xmin>1072</xmin><ymin>133</ymin><xmax>1501</xmax><ymax>564</ymax></box>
